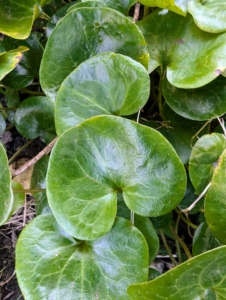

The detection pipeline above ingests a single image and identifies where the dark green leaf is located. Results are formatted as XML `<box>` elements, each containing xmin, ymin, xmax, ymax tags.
<box><xmin>150</xmin><ymin>213</ymin><xmax>172</xmax><ymax>229</ymax></box>
<box><xmin>189</xmin><ymin>133</ymin><xmax>226</xmax><ymax>194</ymax></box>
<box><xmin>67</xmin><ymin>1</ymin><xmax>107</xmax><ymax>14</ymax></box>
<box><xmin>128</xmin><ymin>246</ymin><xmax>226</xmax><ymax>299</ymax></box>
<box><xmin>40</xmin><ymin>7</ymin><xmax>149</xmax><ymax>102</ymax></box>
<box><xmin>137</xmin><ymin>9</ymin><xmax>226</xmax><ymax>87</ymax></box>
<box><xmin>47</xmin><ymin>115</ymin><xmax>186</xmax><ymax>240</ymax></box>
<box><xmin>30</xmin><ymin>155</ymin><xmax>51</xmax><ymax>216</ymax></box>
<box><xmin>91</xmin><ymin>0</ymin><xmax>136</xmax><ymax>14</ymax></box>
<box><xmin>14</xmin><ymin>96</ymin><xmax>56</xmax><ymax>144</ymax></box>
<box><xmin>163</xmin><ymin>76</ymin><xmax>226</xmax><ymax>121</ymax></box>
<box><xmin>188</xmin><ymin>0</ymin><xmax>226</xmax><ymax>33</ymax></box>
<box><xmin>55</xmin><ymin>52</ymin><xmax>150</xmax><ymax>135</ymax></box>
<box><xmin>2</xmin><ymin>33</ymin><xmax>44</xmax><ymax>90</ymax></box>
<box><xmin>148</xmin><ymin>268</ymin><xmax>161</xmax><ymax>280</ymax></box>
<box><xmin>192</xmin><ymin>222</ymin><xmax>222</xmax><ymax>256</ymax></box>
<box><xmin>0</xmin><ymin>142</ymin><xmax>13</xmax><ymax>225</ymax></box>
<box><xmin>205</xmin><ymin>149</ymin><xmax>226</xmax><ymax>244</ymax></box>
<box><xmin>16</xmin><ymin>214</ymin><xmax>149</xmax><ymax>300</ymax></box>
<box><xmin>11</xmin><ymin>181</ymin><xmax>25</xmax><ymax>213</ymax></box>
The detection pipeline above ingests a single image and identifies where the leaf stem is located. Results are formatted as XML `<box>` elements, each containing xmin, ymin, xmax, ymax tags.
<box><xmin>20</xmin><ymin>88</ymin><xmax>45</xmax><ymax>96</ymax></box>
<box><xmin>175</xmin><ymin>215</ymin><xmax>182</xmax><ymax>264</ymax></box>
<box><xmin>133</xmin><ymin>2</ymin><xmax>140</xmax><ymax>23</ymax></box>
<box><xmin>8</xmin><ymin>139</ymin><xmax>35</xmax><ymax>165</ymax></box>
<box><xmin>157</xmin><ymin>67</ymin><xmax>166</xmax><ymax>120</ymax></box>
<box><xmin>175</xmin><ymin>208</ymin><xmax>198</xmax><ymax>229</ymax></box>
<box><xmin>169</xmin><ymin>225</ymin><xmax>192</xmax><ymax>259</ymax></box>
<box><xmin>13</xmin><ymin>189</ymin><xmax>46</xmax><ymax>193</ymax></box>
<box><xmin>159</xmin><ymin>229</ymin><xmax>178</xmax><ymax>266</ymax></box>
<box><xmin>143</xmin><ymin>6</ymin><xmax>149</xmax><ymax>18</ymax></box>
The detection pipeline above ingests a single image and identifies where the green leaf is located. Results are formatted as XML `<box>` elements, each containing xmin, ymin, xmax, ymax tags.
<box><xmin>16</xmin><ymin>214</ymin><xmax>149</xmax><ymax>300</ymax></box>
<box><xmin>148</xmin><ymin>268</ymin><xmax>161</xmax><ymax>280</ymax></box>
<box><xmin>67</xmin><ymin>1</ymin><xmax>107</xmax><ymax>14</ymax></box>
<box><xmin>150</xmin><ymin>213</ymin><xmax>172</xmax><ymax>229</ymax></box>
<box><xmin>0</xmin><ymin>113</ymin><xmax>6</xmax><ymax>136</ymax></box>
<box><xmin>0</xmin><ymin>0</ymin><xmax>40</xmax><ymax>39</ymax></box>
<box><xmin>40</xmin><ymin>7</ymin><xmax>149</xmax><ymax>102</ymax></box>
<box><xmin>30</xmin><ymin>155</ymin><xmax>51</xmax><ymax>216</ymax></box>
<box><xmin>47</xmin><ymin>115</ymin><xmax>186</xmax><ymax>240</ymax></box>
<box><xmin>192</xmin><ymin>222</ymin><xmax>222</xmax><ymax>256</ymax></box>
<box><xmin>159</xmin><ymin>104</ymin><xmax>209</xmax><ymax>164</ymax></box>
<box><xmin>1</xmin><ymin>33</ymin><xmax>44</xmax><ymax>90</ymax></box>
<box><xmin>188</xmin><ymin>0</ymin><xmax>226</xmax><ymax>33</ymax></box>
<box><xmin>55</xmin><ymin>52</ymin><xmax>150</xmax><ymax>135</ymax></box>
<box><xmin>138</xmin><ymin>0</ymin><xmax>189</xmax><ymax>16</ymax></box>
<box><xmin>189</xmin><ymin>133</ymin><xmax>226</xmax><ymax>194</ymax></box>
<box><xmin>137</xmin><ymin>9</ymin><xmax>226</xmax><ymax>87</ymax></box>
<box><xmin>117</xmin><ymin>194</ymin><xmax>159</xmax><ymax>263</ymax></box>
<box><xmin>0</xmin><ymin>142</ymin><xmax>13</xmax><ymax>225</ymax></box>
<box><xmin>163</xmin><ymin>76</ymin><xmax>226</xmax><ymax>121</ymax></box>
<box><xmin>14</xmin><ymin>96</ymin><xmax>56</xmax><ymax>144</ymax></box>
<box><xmin>205</xmin><ymin>149</ymin><xmax>226</xmax><ymax>244</ymax></box>
<box><xmin>45</xmin><ymin>2</ymin><xmax>78</xmax><ymax>38</ymax></box>
<box><xmin>11</xmin><ymin>181</ymin><xmax>25</xmax><ymax>213</ymax></box>
<box><xmin>94</xmin><ymin>0</ymin><xmax>136</xmax><ymax>14</ymax></box>
<box><xmin>0</xmin><ymin>46</ymin><xmax>28</xmax><ymax>81</ymax></box>
<box><xmin>128</xmin><ymin>246</ymin><xmax>226</xmax><ymax>299</ymax></box>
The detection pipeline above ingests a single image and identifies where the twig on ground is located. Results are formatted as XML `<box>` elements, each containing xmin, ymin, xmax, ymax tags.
<box><xmin>133</xmin><ymin>2</ymin><xmax>140</xmax><ymax>23</ymax></box>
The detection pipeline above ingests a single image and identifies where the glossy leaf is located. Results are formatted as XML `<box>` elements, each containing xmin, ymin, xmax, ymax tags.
<box><xmin>189</xmin><ymin>133</ymin><xmax>226</xmax><ymax>194</ymax></box>
<box><xmin>128</xmin><ymin>246</ymin><xmax>226</xmax><ymax>299</ymax></box>
<box><xmin>47</xmin><ymin>115</ymin><xmax>186</xmax><ymax>240</ymax></box>
<box><xmin>67</xmin><ymin>1</ymin><xmax>107</xmax><ymax>14</ymax></box>
<box><xmin>117</xmin><ymin>193</ymin><xmax>159</xmax><ymax>263</ymax></box>
<box><xmin>138</xmin><ymin>0</ymin><xmax>188</xmax><ymax>16</ymax></box>
<box><xmin>192</xmin><ymin>222</ymin><xmax>222</xmax><ymax>256</ymax></box>
<box><xmin>55</xmin><ymin>52</ymin><xmax>150</xmax><ymax>135</ymax></box>
<box><xmin>0</xmin><ymin>142</ymin><xmax>13</xmax><ymax>225</ymax></box>
<box><xmin>14</xmin><ymin>96</ymin><xmax>56</xmax><ymax>144</ymax></box>
<box><xmin>188</xmin><ymin>0</ymin><xmax>226</xmax><ymax>33</ymax></box>
<box><xmin>150</xmin><ymin>213</ymin><xmax>172</xmax><ymax>229</ymax></box>
<box><xmin>0</xmin><ymin>113</ymin><xmax>6</xmax><ymax>136</ymax></box>
<box><xmin>159</xmin><ymin>104</ymin><xmax>209</xmax><ymax>164</ymax></box>
<box><xmin>45</xmin><ymin>2</ymin><xmax>77</xmax><ymax>38</ymax></box>
<box><xmin>2</xmin><ymin>33</ymin><xmax>44</xmax><ymax>90</ymax></box>
<box><xmin>0</xmin><ymin>0</ymin><xmax>40</xmax><ymax>39</ymax></box>
<box><xmin>30</xmin><ymin>155</ymin><xmax>51</xmax><ymax>216</ymax></box>
<box><xmin>205</xmin><ymin>149</ymin><xmax>226</xmax><ymax>244</ymax></box>
<box><xmin>16</xmin><ymin>214</ymin><xmax>149</xmax><ymax>300</ymax></box>
<box><xmin>0</xmin><ymin>46</ymin><xmax>28</xmax><ymax>81</ymax></box>
<box><xmin>163</xmin><ymin>76</ymin><xmax>226</xmax><ymax>121</ymax></box>
<box><xmin>40</xmin><ymin>7</ymin><xmax>149</xmax><ymax>102</ymax></box>
<box><xmin>137</xmin><ymin>9</ymin><xmax>226</xmax><ymax>87</ymax></box>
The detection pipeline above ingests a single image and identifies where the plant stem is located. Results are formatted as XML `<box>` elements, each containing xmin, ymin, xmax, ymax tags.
<box><xmin>0</xmin><ymin>107</ymin><xmax>16</xmax><ymax>111</ymax></box>
<box><xmin>11</xmin><ymin>137</ymin><xmax>58</xmax><ymax>178</ymax></box>
<box><xmin>8</xmin><ymin>139</ymin><xmax>35</xmax><ymax>165</ymax></box>
<box><xmin>175</xmin><ymin>208</ymin><xmax>198</xmax><ymax>229</ymax></box>
<box><xmin>5</xmin><ymin>123</ymin><xmax>15</xmax><ymax>131</ymax></box>
<box><xmin>133</xmin><ymin>2</ymin><xmax>140</xmax><ymax>23</ymax></box>
<box><xmin>175</xmin><ymin>215</ymin><xmax>182</xmax><ymax>264</ymax></box>
<box><xmin>143</xmin><ymin>6</ymin><xmax>149</xmax><ymax>18</ymax></box>
<box><xmin>157</xmin><ymin>67</ymin><xmax>166</xmax><ymax>120</ymax></box>
<box><xmin>20</xmin><ymin>88</ymin><xmax>45</xmax><ymax>96</ymax></box>
<box><xmin>13</xmin><ymin>189</ymin><xmax>46</xmax><ymax>193</ymax></box>
<box><xmin>169</xmin><ymin>225</ymin><xmax>192</xmax><ymax>259</ymax></box>
<box><xmin>159</xmin><ymin>229</ymin><xmax>178</xmax><ymax>266</ymax></box>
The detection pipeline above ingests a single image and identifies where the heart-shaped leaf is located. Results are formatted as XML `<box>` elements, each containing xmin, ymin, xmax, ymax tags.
<box><xmin>163</xmin><ymin>76</ymin><xmax>226</xmax><ymax>121</ymax></box>
<box><xmin>192</xmin><ymin>222</ymin><xmax>222</xmax><ymax>256</ymax></box>
<box><xmin>189</xmin><ymin>133</ymin><xmax>226</xmax><ymax>194</ymax></box>
<box><xmin>14</xmin><ymin>96</ymin><xmax>56</xmax><ymax>144</ymax></box>
<box><xmin>47</xmin><ymin>115</ymin><xmax>186</xmax><ymax>240</ymax></box>
<box><xmin>55</xmin><ymin>52</ymin><xmax>150</xmax><ymax>135</ymax></box>
<box><xmin>205</xmin><ymin>149</ymin><xmax>226</xmax><ymax>244</ymax></box>
<box><xmin>30</xmin><ymin>155</ymin><xmax>51</xmax><ymax>216</ymax></box>
<box><xmin>128</xmin><ymin>246</ymin><xmax>226</xmax><ymax>299</ymax></box>
<box><xmin>16</xmin><ymin>214</ymin><xmax>149</xmax><ymax>300</ymax></box>
<box><xmin>0</xmin><ymin>142</ymin><xmax>13</xmax><ymax>225</ymax></box>
<box><xmin>138</xmin><ymin>0</ymin><xmax>189</xmax><ymax>16</ymax></box>
<box><xmin>2</xmin><ymin>33</ymin><xmax>44</xmax><ymax>90</ymax></box>
<box><xmin>137</xmin><ymin>9</ymin><xmax>226</xmax><ymax>87</ymax></box>
<box><xmin>0</xmin><ymin>0</ymin><xmax>40</xmax><ymax>39</ymax></box>
<box><xmin>40</xmin><ymin>7</ymin><xmax>148</xmax><ymax>102</ymax></box>
<box><xmin>188</xmin><ymin>0</ymin><xmax>226</xmax><ymax>33</ymax></box>
<box><xmin>67</xmin><ymin>1</ymin><xmax>107</xmax><ymax>14</ymax></box>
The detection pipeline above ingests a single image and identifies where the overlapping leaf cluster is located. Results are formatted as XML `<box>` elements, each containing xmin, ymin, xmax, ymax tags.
<box><xmin>1</xmin><ymin>0</ymin><xmax>226</xmax><ymax>299</ymax></box>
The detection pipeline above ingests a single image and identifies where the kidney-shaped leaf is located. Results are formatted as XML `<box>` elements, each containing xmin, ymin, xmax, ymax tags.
<box><xmin>40</xmin><ymin>7</ymin><xmax>148</xmax><ymax>102</ymax></box>
<box><xmin>205</xmin><ymin>149</ymin><xmax>226</xmax><ymax>244</ymax></box>
<box><xmin>188</xmin><ymin>0</ymin><xmax>226</xmax><ymax>33</ymax></box>
<box><xmin>138</xmin><ymin>9</ymin><xmax>226</xmax><ymax>88</ymax></box>
<box><xmin>163</xmin><ymin>76</ymin><xmax>226</xmax><ymax>121</ymax></box>
<box><xmin>14</xmin><ymin>96</ymin><xmax>56</xmax><ymax>144</ymax></box>
<box><xmin>0</xmin><ymin>46</ymin><xmax>28</xmax><ymax>81</ymax></box>
<box><xmin>16</xmin><ymin>214</ymin><xmax>149</xmax><ymax>300</ymax></box>
<box><xmin>138</xmin><ymin>0</ymin><xmax>188</xmax><ymax>16</ymax></box>
<box><xmin>189</xmin><ymin>133</ymin><xmax>226</xmax><ymax>194</ymax></box>
<box><xmin>0</xmin><ymin>143</ymin><xmax>13</xmax><ymax>225</ymax></box>
<box><xmin>67</xmin><ymin>1</ymin><xmax>107</xmax><ymax>14</ymax></box>
<box><xmin>55</xmin><ymin>52</ymin><xmax>150</xmax><ymax>135</ymax></box>
<box><xmin>128</xmin><ymin>246</ymin><xmax>226</xmax><ymax>299</ymax></box>
<box><xmin>47</xmin><ymin>115</ymin><xmax>186</xmax><ymax>240</ymax></box>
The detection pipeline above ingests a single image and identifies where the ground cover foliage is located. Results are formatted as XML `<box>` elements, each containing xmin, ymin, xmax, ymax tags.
<box><xmin>1</xmin><ymin>0</ymin><xmax>226</xmax><ymax>299</ymax></box>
